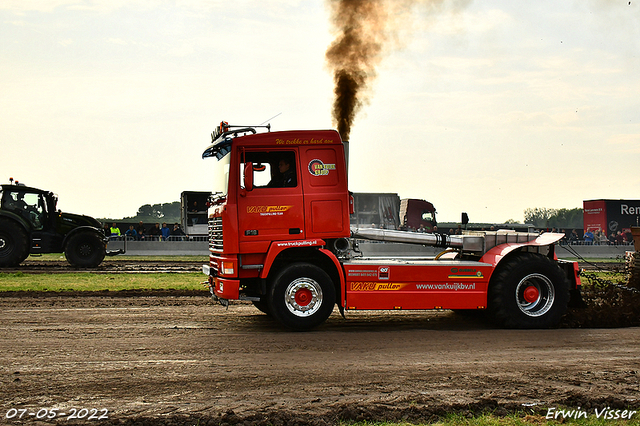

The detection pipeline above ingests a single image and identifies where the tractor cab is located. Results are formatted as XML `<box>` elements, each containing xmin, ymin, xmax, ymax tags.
<box><xmin>0</xmin><ymin>184</ymin><xmax>55</xmax><ymax>231</ymax></box>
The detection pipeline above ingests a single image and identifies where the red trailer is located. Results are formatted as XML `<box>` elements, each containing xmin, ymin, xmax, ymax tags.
<box><xmin>202</xmin><ymin>122</ymin><xmax>581</xmax><ymax>330</ymax></box>
<box><xmin>584</xmin><ymin>199</ymin><xmax>640</xmax><ymax>237</ymax></box>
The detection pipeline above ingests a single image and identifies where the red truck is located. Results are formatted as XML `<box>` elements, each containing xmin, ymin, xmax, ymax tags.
<box><xmin>400</xmin><ymin>198</ymin><xmax>437</xmax><ymax>232</ymax></box>
<box><xmin>202</xmin><ymin>122</ymin><xmax>581</xmax><ymax>330</ymax></box>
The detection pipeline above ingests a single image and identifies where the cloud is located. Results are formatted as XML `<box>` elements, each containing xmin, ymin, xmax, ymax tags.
<box><xmin>0</xmin><ymin>0</ymin><xmax>83</xmax><ymax>13</ymax></box>
<box><xmin>106</xmin><ymin>37</ymin><xmax>128</xmax><ymax>46</ymax></box>
<box><xmin>608</xmin><ymin>134</ymin><xmax>640</xmax><ymax>152</ymax></box>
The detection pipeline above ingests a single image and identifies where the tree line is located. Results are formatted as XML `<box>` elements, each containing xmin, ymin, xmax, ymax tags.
<box><xmin>101</xmin><ymin>202</ymin><xmax>584</xmax><ymax>231</ymax></box>
<box><xmin>99</xmin><ymin>201</ymin><xmax>181</xmax><ymax>224</ymax></box>
<box><xmin>523</xmin><ymin>207</ymin><xmax>583</xmax><ymax>229</ymax></box>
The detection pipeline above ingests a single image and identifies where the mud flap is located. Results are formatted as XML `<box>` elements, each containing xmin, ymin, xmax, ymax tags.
<box><xmin>338</xmin><ymin>304</ymin><xmax>345</xmax><ymax>319</ymax></box>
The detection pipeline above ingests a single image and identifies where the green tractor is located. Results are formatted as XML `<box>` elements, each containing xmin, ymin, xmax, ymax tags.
<box><xmin>0</xmin><ymin>179</ymin><xmax>107</xmax><ymax>268</ymax></box>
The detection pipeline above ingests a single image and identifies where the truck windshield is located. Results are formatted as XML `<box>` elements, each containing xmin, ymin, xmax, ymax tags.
<box><xmin>422</xmin><ymin>211</ymin><xmax>435</xmax><ymax>222</ymax></box>
<box><xmin>213</xmin><ymin>154</ymin><xmax>230</xmax><ymax>196</ymax></box>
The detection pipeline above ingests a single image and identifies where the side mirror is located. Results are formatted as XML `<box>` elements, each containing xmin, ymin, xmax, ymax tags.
<box><xmin>243</xmin><ymin>162</ymin><xmax>254</xmax><ymax>192</ymax></box>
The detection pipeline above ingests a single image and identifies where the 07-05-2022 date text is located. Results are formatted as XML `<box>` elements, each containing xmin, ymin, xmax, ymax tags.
<box><xmin>5</xmin><ymin>407</ymin><xmax>108</xmax><ymax>421</ymax></box>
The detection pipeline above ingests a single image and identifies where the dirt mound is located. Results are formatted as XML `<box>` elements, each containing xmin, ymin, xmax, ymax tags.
<box><xmin>561</xmin><ymin>258</ymin><xmax>640</xmax><ymax>328</ymax></box>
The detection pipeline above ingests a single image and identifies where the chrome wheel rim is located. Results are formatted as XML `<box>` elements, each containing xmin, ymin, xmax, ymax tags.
<box><xmin>285</xmin><ymin>278</ymin><xmax>323</xmax><ymax>317</ymax></box>
<box><xmin>515</xmin><ymin>273</ymin><xmax>555</xmax><ymax>317</ymax></box>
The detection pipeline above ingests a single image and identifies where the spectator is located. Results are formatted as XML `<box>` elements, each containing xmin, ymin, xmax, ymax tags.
<box><xmin>568</xmin><ymin>229</ymin><xmax>579</xmax><ymax>244</ymax></box>
<box><xmin>583</xmin><ymin>229</ymin><xmax>594</xmax><ymax>245</ymax></box>
<box><xmin>172</xmin><ymin>223</ymin><xmax>186</xmax><ymax>240</ymax></box>
<box><xmin>103</xmin><ymin>223</ymin><xmax>111</xmax><ymax>237</ymax></box>
<box><xmin>161</xmin><ymin>222</ymin><xmax>171</xmax><ymax>241</ymax></box>
<box><xmin>124</xmin><ymin>225</ymin><xmax>137</xmax><ymax>240</ymax></box>
<box><xmin>147</xmin><ymin>223</ymin><xmax>161</xmax><ymax>240</ymax></box>
<box><xmin>110</xmin><ymin>222</ymin><xmax>121</xmax><ymax>238</ymax></box>
<box><xmin>615</xmin><ymin>231</ymin><xmax>624</xmax><ymax>245</ymax></box>
<box><xmin>560</xmin><ymin>229</ymin><xmax>567</xmax><ymax>245</ymax></box>
<box><xmin>135</xmin><ymin>221</ymin><xmax>146</xmax><ymax>240</ymax></box>
<box><xmin>596</xmin><ymin>229</ymin><xmax>608</xmax><ymax>245</ymax></box>
<box><xmin>625</xmin><ymin>229</ymin><xmax>633</xmax><ymax>245</ymax></box>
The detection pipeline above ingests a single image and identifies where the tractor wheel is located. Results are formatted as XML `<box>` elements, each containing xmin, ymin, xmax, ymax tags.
<box><xmin>488</xmin><ymin>253</ymin><xmax>569</xmax><ymax>329</ymax></box>
<box><xmin>65</xmin><ymin>232</ymin><xmax>106</xmax><ymax>268</ymax></box>
<box><xmin>267</xmin><ymin>263</ymin><xmax>335</xmax><ymax>331</ymax></box>
<box><xmin>0</xmin><ymin>218</ymin><xmax>30</xmax><ymax>267</ymax></box>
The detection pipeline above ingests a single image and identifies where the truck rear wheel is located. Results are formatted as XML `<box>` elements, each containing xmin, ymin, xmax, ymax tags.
<box><xmin>488</xmin><ymin>253</ymin><xmax>569</xmax><ymax>328</ymax></box>
<box><xmin>0</xmin><ymin>218</ymin><xmax>30</xmax><ymax>267</ymax></box>
<box><xmin>267</xmin><ymin>263</ymin><xmax>336</xmax><ymax>331</ymax></box>
<box><xmin>65</xmin><ymin>232</ymin><xmax>106</xmax><ymax>268</ymax></box>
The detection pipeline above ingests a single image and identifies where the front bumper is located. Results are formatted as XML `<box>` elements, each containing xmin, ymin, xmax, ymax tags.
<box><xmin>203</xmin><ymin>264</ymin><xmax>240</xmax><ymax>300</ymax></box>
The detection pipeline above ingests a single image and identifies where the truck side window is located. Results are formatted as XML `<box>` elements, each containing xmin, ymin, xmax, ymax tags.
<box><xmin>241</xmin><ymin>151</ymin><xmax>297</xmax><ymax>189</ymax></box>
<box><xmin>267</xmin><ymin>156</ymin><xmax>296</xmax><ymax>188</ymax></box>
<box><xmin>422</xmin><ymin>211</ymin><xmax>434</xmax><ymax>222</ymax></box>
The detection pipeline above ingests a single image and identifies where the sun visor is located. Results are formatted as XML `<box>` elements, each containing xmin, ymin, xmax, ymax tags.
<box><xmin>202</xmin><ymin>138</ymin><xmax>232</xmax><ymax>160</ymax></box>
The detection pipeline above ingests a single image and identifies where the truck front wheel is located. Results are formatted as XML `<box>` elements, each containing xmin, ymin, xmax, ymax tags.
<box><xmin>65</xmin><ymin>232</ymin><xmax>106</xmax><ymax>268</ymax></box>
<box><xmin>488</xmin><ymin>253</ymin><xmax>569</xmax><ymax>328</ymax></box>
<box><xmin>252</xmin><ymin>300</ymin><xmax>272</xmax><ymax>316</ymax></box>
<box><xmin>267</xmin><ymin>263</ymin><xmax>336</xmax><ymax>331</ymax></box>
<box><xmin>0</xmin><ymin>218</ymin><xmax>30</xmax><ymax>267</ymax></box>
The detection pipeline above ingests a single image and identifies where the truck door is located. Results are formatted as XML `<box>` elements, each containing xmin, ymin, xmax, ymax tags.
<box><xmin>237</xmin><ymin>150</ymin><xmax>304</xmax><ymax>251</ymax></box>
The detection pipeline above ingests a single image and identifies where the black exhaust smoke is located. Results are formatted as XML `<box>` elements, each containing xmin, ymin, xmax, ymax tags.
<box><xmin>325</xmin><ymin>0</ymin><xmax>386</xmax><ymax>142</ymax></box>
<box><xmin>325</xmin><ymin>0</ymin><xmax>469</xmax><ymax>141</ymax></box>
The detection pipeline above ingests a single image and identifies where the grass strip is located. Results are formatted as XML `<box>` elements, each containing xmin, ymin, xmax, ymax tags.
<box><xmin>27</xmin><ymin>254</ymin><xmax>208</xmax><ymax>262</ymax></box>
<box><xmin>340</xmin><ymin>412</ymin><xmax>640</xmax><ymax>425</ymax></box>
<box><xmin>0</xmin><ymin>272</ymin><xmax>205</xmax><ymax>292</ymax></box>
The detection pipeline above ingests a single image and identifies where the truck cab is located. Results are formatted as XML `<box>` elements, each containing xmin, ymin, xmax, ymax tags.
<box><xmin>400</xmin><ymin>198</ymin><xmax>437</xmax><ymax>232</ymax></box>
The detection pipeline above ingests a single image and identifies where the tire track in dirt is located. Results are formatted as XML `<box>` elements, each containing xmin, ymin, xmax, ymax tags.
<box><xmin>1</xmin><ymin>295</ymin><xmax>639</xmax><ymax>425</ymax></box>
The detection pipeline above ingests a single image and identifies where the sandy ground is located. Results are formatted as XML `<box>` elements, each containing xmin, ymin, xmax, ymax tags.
<box><xmin>1</xmin><ymin>291</ymin><xmax>639</xmax><ymax>425</ymax></box>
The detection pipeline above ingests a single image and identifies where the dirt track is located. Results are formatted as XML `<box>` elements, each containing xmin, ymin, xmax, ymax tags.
<box><xmin>1</xmin><ymin>291</ymin><xmax>639</xmax><ymax>425</ymax></box>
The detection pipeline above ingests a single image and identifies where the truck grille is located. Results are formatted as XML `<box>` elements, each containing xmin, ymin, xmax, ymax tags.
<box><xmin>209</xmin><ymin>216</ymin><xmax>223</xmax><ymax>251</ymax></box>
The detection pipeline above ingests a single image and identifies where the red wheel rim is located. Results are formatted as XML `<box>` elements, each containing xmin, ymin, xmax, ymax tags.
<box><xmin>523</xmin><ymin>285</ymin><xmax>540</xmax><ymax>303</ymax></box>
<box><xmin>294</xmin><ymin>288</ymin><xmax>313</xmax><ymax>306</ymax></box>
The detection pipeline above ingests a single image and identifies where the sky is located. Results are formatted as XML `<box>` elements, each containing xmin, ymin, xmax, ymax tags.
<box><xmin>1</xmin><ymin>0</ymin><xmax>639</xmax><ymax>224</ymax></box>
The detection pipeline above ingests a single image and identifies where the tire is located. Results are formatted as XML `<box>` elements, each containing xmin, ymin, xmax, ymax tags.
<box><xmin>267</xmin><ymin>263</ymin><xmax>336</xmax><ymax>331</ymax></box>
<box><xmin>0</xmin><ymin>218</ymin><xmax>30</xmax><ymax>267</ymax></box>
<box><xmin>488</xmin><ymin>253</ymin><xmax>569</xmax><ymax>329</ymax></box>
<box><xmin>65</xmin><ymin>232</ymin><xmax>106</xmax><ymax>268</ymax></box>
<box><xmin>252</xmin><ymin>300</ymin><xmax>272</xmax><ymax>316</ymax></box>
